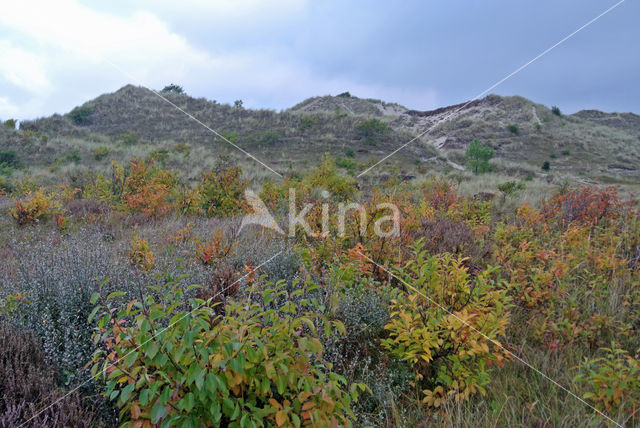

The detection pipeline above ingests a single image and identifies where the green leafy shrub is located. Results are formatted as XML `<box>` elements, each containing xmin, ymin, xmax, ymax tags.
<box><xmin>541</xmin><ymin>161</ymin><xmax>550</xmax><ymax>171</ymax></box>
<box><xmin>550</xmin><ymin>153</ymin><xmax>557</xmax><ymax>159</ymax></box>
<box><xmin>465</xmin><ymin>139</ymin><xmax>494</xmax><ymax>174</ymax></box>
<box><xmin>575</xmin><ymin>344</ymin><xmax>640</xmax><ymax>416</ymax></box>
<box><xmin>149</xmin><ymin>149</ymin><xmax>169</xmax><ymax>164</ymax></box>
<box><xmin>561</xmin><ymin>149</ymin><xmax>570</xmax><ymax>156</ymax></box>
<box><xmin>0</xmin><ymin>150</ymin><xmax>20</xmax><ymax>168</ymax></box>
<box><xmin>337</xmin><ymin>91</ymin><xmax>352</xmax><ymax>98</ymax></box>
<box><xmin>381</xmin><ymin>241</ymin><xmax>510</xmax><ymax>408</ymax></box>
<box><xmin>4</xmin><ymin>119</ymin><xmax>16</xmax><ymax>129</ymax></box>
<box><xmin>344</xmin><ymin>148</ymin><xmax>355</xmax><ymax>158</ymax></box>
<box><xmin>0</xmin><ymin>175</ymin><xmax>12</xmax><ymax>193</ymax></box>
<box><xmin>551</xmin><ymin>106</ymin><xmax>562</xmax><ymax>116</ymax></box>
<box><xmin>220</xmin><ymin>131</ymin><xmax>239</xmax><ymax>143</ymax></box>
<box><xmin>261</xmin><ymin>130</ymin><xmax>280</xmax><ymax>146</ymax></box>
<box><xmin>507</xmin><ymin>124</ymin><xmax>519</xmax><ymax>135</ymax></box>
<box><xmin>65</xmin><ymin>150</ymin><xmax>81</xmax><ymax>164</ymax></box>
<box><xmin>336</xmin><ymin>157</ymin><xmax>356</xmax><ymax>174</ymax></box>
<box><xmin>93</xmin><ymin>146</ymin><xmax>110</xmax><ymax>160</ymax></box>
<box><xmin>498</xmin><ymin>181</ymin><xmax>525</xmax><ymax>197</ymax></box>
<box><xmin>69</xmin><ymin>107</ymin><xmax>94</xmax><ymax>124</ymax></box>
<box><xmin>356</xmin><ymin>119</ymin><xmax>388</xmax><ymax>146</ymax></box>
<box><xmin>117</xmin><ymin>131</ymin><xmax>138</xmax><ymax>145</ymax></box>
<box><xmin>197</xmin><ymin>165</ymin><xmax>249</xmax><ymax>217</ymax></box>
<box><xmin>91</xmin><ymin>279</ymin><xmax>362</xmax><ymax>427</ymax></box>
<box><xmin>299</xmin><ymin>115</ymin><xmax>318</xmax><ymax>130</ymax></box>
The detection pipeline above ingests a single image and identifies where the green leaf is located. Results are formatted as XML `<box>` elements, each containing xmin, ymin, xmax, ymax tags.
<box><xmin>120</xmin><ymin>383</ymin><xmax>135</xmax><ymax>404</ymax></box>
<box><xmin>139</xmin><ymin>388</ymin><xmax>151</xmax><ymax>406</ymax></box>
<box><xmin>90</xmin><ymin>292</ymin><xmax>100</xmax><ymax>305</ymax></box>
<box><xmin>88</xmin><ymin>305</ymin><xmax>100</xmax><ymax>323</ymax></box>
<box><xmin>107</xmin><ymin>291</ymin><xmax>125</xmax><ymax>300</ymax></box>
<box><xmin>150</xmin><ymin>402</ymin><xmax>166</xmax><ymax>424</ymax></box>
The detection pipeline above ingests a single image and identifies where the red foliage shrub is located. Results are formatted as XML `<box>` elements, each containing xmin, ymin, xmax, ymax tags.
<box><xmin>542</xmin><ymin>185</ymin><xmax>626</xmax><ymax>226</ymax></box>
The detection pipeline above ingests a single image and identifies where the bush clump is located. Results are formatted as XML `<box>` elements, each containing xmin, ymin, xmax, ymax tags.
<box><xmin>0</xmin><ymin>150</ymin><xmax>20</xmax><ymax>168</ymax></box>
<box><xmin>356</xmin><ymin>119</ymin><xmax>388</xmax><ymax>146</ymax></box>
<box><xmin>381</xmin><ymin>241</ymin><xmax>510</xmax><ymax>408</ymax></box>
<box><xmin>10</xmin><ymin>189</ymin><xmax>60</xmax><ymax>226</ymax></box>
<box><xmin>69</xmin><ymin>107</ymin><xmax>94</xmax><ymax>124</ymax></box>
<box><xmin>91</xmin><ymin>279</ymin><xmax>363</xmax><ymax>427</ymax></box>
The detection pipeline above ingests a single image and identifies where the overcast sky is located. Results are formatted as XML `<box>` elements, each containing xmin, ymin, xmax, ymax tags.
<box><xmin>0</xmin><ymin>0</ymin><xmax>638</xmax><ymax>120</ymax></box>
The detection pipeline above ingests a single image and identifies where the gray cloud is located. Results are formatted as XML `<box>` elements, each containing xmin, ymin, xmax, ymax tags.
<box><xmin>0</xmin><ymin>0</ymin><xmax>637</xmax><ymax>120</ymax></box>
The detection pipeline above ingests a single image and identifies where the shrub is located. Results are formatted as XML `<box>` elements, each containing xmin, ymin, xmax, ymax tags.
<box><xmin>541</xmin><ymin>161</ymin><xmax>550</xmax><ymax>171</ymax></box>
<box><xmin>336</xmin><ymin>156</ymin><xmax>356</xmax><ymax>174</ymax></box>
<box><xmin>69</xmin><ymin>107</ymin><xmax>94</xmax><ymax>124</ymax></box>
<box><xmin>197</xmin><ymin>165</ymin><xmax>249</xmax><ymax>217</ymax></box>
<box><xmin>497</xmin><ymin>181</ymin><xmax>525</xmax><ymax>197</ymax></box>
<box><xmin>0</xmin><ymin>150</ymin><xmax>20</xmax><ymax>168</ymax></box>
<box><xmin>575</xmin><ymin>344</ymin><xmax>640</xmax><ymax>416</ymax></box>
<box><xmin>117</xmin><ymin>131</ymin><xmax>138</xmax><ymax>145</ymax></box>
<box><xmin>122</xmin><ymin>158</ymin><xmax>176</xmax><ymax>217</ymax></box>
<box><xmin>551</xmin><ymin>106</ymin><xmax>562</xmax><ymax>116</ymax></box>
<box><xmin>64</xmin><ymin>150</ymin><xmax>81</xmax><ymax>164</ymax></box>
<box><xmin>220</xmin><ymin>131</ymin><xmax>239</xmax><ymax>143</ymax></box>
<box><xmin>381</xmin><ymin>241</ymin><xmax>510</xmax><ymax>408</ymax></box>
<box><xmin>541</xmin><ymin>185</ymin><xmax>624</xmax><ymax>226</ymax></box>
<box><xmin>337</xmin><ymin>91</ymin><xmax>352</xmax><ymax>98</ymax></box>
<box><xmin>149</xmin><ymin>149</ymin><xmax>169</xmax><ymax>164</ymax></box>
<box><xmin>344</xmin><ymin>148</ymin><xmax>355</xmax><ymax>158</ymax></box>
<box><xmin>465</xmin><ymin>139</ymin><xmax>494</xmax><ymax>174</ymax></box>
<box><xmin>172</xmin><ymin>142</ymin><xmax>191</xmax><ymax>156</ymax></box>
<box><xmin>356</xmin><ymin>119</ymin><xmax>388</xmax><ymax>145</ymax></box>
<box><xmin>299</xmin><ymin>115</ymin><xmax>318</xmax><ymax>130</ymax></box>
<box><xmin>0</xmin><ymin>162</ymin><xmax>14</xmax><ymax>178</ymax></box>
<box><xmin>128</xmin><ymin>235</ymin><xmax>155</xmax><ymax>272</ymax></box>
<box><xmin>93</xmin><ymin>146</ymin><xmax>110</xmax><ymax>160</ymax></box>
<box><xmin>161</xmin><ymin>83</ymin><xmax>184</xmax><ymax>94</ymax></box>
<box><xmin>195</xmin><ymin>229</ymin><xmax>233</xmax><ymax>265</ymax></box>
<box><xmin>561</xmin><ymin>149</ymin><xmax>570</xmax><ymax>156</ymax></box>
<box><xmin>10</xmin><ymin>189</ymin><xmax>59</xmax><ymax>226</ymax></box>
<box><xmin>90</xmin><ymin>279</ymin><xmax>362</xmax><ymax>427</ymax></box>
<box><xmin>4</xmin><ymin>119</ymin><xmax>16</xmax><ymax>129</ymax></box>
<box><xmin>0</xmin><ymin>176</ymin><xmax>12</xmax><ymax>193</ymax></box>
<box><xmin>550</xmin><ymin>153</ymin><xmax>557</xmax><ymax>159</ymax></box>
<box><xmin>507</xmin><ymin>124</ymin><xmax>519</xmax><ymax>135</ymax></box>
<box><xmin>261</xmin><ymin>130</ymin><xmax>280</xmax><ymax>145</ymax></box>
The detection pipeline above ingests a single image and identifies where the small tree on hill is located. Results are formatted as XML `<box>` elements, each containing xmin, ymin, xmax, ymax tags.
<box><xmin>161</xmin><ymin>83</ymin><xmax>184</xmax><ymax>94</ymax></box>
<box><xmin>465</xmin><ymin>139</ymin><xmax>494</xmax><ymax>174</ymax></box>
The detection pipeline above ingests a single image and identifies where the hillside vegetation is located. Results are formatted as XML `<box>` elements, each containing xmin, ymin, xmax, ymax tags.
<box><xmin>0</xmin><ymin>86</ymin><xmax>638</xmax><ymax>427</ymax></box>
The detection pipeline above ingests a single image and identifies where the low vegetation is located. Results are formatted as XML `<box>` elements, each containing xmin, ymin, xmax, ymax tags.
<box><xmin>0</xmin><ymin>151</ymin><xmax>637</xmax><ymax>426</ymax></box>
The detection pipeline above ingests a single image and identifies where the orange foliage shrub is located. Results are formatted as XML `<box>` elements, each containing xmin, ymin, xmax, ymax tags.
<box><xmin>195</xmin><ymin>229</ymin><xmax>234</xmax><ymax>265</ymax></box>
<box><xmin>10</xmin><ymin>189</ymin><xmax>60</xmax><ymax>226</ymax></box>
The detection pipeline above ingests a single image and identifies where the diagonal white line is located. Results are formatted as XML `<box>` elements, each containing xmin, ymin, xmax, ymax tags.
<box><xmin>19</xmin><ymin>251</ymin><xmax>283</xmax><ymax>427</ymax></box>
<box><xmin>97</xmin><ymin>56</ymin><xmax>282</xmax><ymax>178</ymax></box>
<box><xmin>358</xmin><ymin>0</ymin><xmax>626</xmax><ymax>178</ymax></box>
<box><xmin>357</xmin><ymin>251</ymin><xmax>622</xmax><ymax>427</ymax></box>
